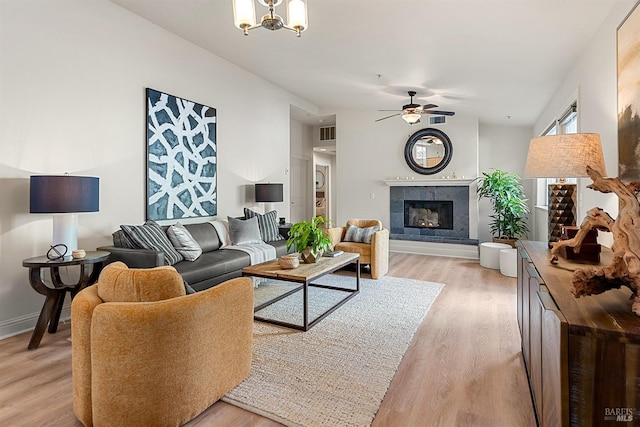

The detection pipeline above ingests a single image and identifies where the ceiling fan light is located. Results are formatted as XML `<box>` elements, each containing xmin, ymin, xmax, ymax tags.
<box><xmin>402</xmin><ymin>113</ymin><xmax>421</xmax><ymax>124</ymax></box>
<box><xmin>287</xmin><ymin>0</ymin><xmax>308</xmax><ymax>35</ymax></box>
<box><xmin>233</xmin><ymin>0</ymin><xmax>256</xmax><ymax>31</ymax></box>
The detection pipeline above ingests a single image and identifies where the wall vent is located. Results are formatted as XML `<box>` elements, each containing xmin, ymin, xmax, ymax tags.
<box><xmin>429</xmin><ymin>116</ymin><xmax>446</xmax><ymax>125</ymax></box>
<box><xmin>320</xmin><ymin>126</ymin><xmax>336</xmax><ymax>141</ymax></box>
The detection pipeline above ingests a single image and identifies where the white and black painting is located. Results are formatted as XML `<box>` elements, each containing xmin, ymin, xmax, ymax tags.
<box><xmin>146</xmin><ymin>88</ymin><xmax>217</xmax><ymax>220</ymax></box>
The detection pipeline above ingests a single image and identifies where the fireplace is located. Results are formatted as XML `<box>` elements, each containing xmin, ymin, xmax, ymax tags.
<box><xmin>389</xmin><ymin>185</ymin><xmax>478</xmax><ymax>245</ymax></box>
<box><xmin>404</xmin><ymin>200</ymin><xmax>453</xmax><ymax>230</ymax></box>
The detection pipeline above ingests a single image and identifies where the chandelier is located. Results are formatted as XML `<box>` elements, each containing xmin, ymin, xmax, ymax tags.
<box><xmin>233</xmin><ymin>0</ymin><xmax>308</xmax><ymax>37</ymax></box>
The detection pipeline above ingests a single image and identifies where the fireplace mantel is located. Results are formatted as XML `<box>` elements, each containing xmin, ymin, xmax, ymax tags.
<box><xmin>384</xmin><ymin>178</ymin><xmax>475</xmax><ymax>187</ymax></box>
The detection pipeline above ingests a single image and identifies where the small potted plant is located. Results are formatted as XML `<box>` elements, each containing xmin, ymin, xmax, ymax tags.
<box><xmin>476</xmin><ymin>169</ymin><xmax>530</xmax><ymax>247</ymax></box>
<box><xmin>286</xmin><ymin>216</ymin><xmax>333</xmax><ymax>263</ymax></box>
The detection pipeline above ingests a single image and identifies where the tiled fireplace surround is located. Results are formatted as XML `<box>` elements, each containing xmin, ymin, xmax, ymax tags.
<box><xmin>390</xmin><ymin>185</ymin><xmax>479</xmax><ymax>245</ymax></box>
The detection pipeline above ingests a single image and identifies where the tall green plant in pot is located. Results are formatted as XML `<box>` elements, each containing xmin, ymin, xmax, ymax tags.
<box><xmin>286</xmin><ymin>216</ymin><xmax>333</xmax><ymax>263</ymax></box>
<box><xmin>477</xmin><ymin>169</ymin><xmax>530</xmax><ymax>246</ymax></box>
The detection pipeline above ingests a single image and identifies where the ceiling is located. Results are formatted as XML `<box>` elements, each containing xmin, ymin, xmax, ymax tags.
<box><xmin>110</xmin><ymin>0</ymin><xmax>621</xmax><ymax>127</ymax></box>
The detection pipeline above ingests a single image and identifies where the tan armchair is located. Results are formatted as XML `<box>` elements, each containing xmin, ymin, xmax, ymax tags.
<box><xmin>71</xmin><ymin>262</ymin><xmax>253</xmax><ymax>427</ymax></box>
<box><xmin>327</xmin><ymin>219</ymin><xmax>389</xmax><ymax>279</ymax></box>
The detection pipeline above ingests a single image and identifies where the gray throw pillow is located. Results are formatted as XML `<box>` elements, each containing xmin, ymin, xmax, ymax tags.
<box><xmin>120</xmin><ymin>220</ymin><xmax>184</xmax><ymax>266</ymax></box>
<box><xmin>227</xmin><ymin>216</ymin><xmax>263</xmax><ymax>245</ymax></box>
<box><xmin>112</xmin><ymin>230</ymin><xmax>132</xmax><ymax>248</ymax></box>
<box><xmin>244</xmin><ymin>208</ymin><xmax>284</xmax><ymax>242</ymax></box>
<box><xmin>167</xmin><ymin>222</ymin><xmax>203</xmax><ymax>261</ymax></box>
<box><xmin>343</xmin><ymin>223</ymin><xmax>380</xmax><ymax>244</ymax></box>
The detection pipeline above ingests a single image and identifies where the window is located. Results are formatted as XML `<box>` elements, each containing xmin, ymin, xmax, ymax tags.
<box><xmin>535</xmin><ymin>102</ymin><xmax>578</xmax><ymax>206</ymax></box>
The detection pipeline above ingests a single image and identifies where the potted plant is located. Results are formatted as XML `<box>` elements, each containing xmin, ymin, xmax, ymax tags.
<box><xmin>476</xmin><ymin>169</ymin><xmax>530</xmax><ymax>247</ymax></box>
<box><xmin>286</xmin><ymin>216</ymin><xmax>333</xmax><ymax>263</ymax></box>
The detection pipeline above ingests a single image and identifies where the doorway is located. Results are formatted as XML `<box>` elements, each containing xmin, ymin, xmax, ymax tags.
<box><xmin>291</xmin><ymin>157</ymin><xmax>310</xmax><ymax>223</ymax></box>
<box><xmin>315</xmin><ymin>164</ymin><xmax>329</xmax><ymax>220</ymax></box>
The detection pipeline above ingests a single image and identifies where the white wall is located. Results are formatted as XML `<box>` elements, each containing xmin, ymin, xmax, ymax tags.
<box><xmin>334</xmin><ymin>110</ymin><xmax>480</xmax><ymax>232</ymax></box>
<box><xmin>290</xmin><ymin>118</ymin><xmax>314</xmax><ymax>159</ymax></box>
<box><xmin>533</xmin><ymin>0</ymin><xmax>638</xmax><ymax>247</ymax></box>
<box><xmin>290</xmin><ymin>118</ymin><xmax>314</xmax><ymax>220</ymax></box>
<box><xmin>478</xmin><ymin>123</ymin><xmax>534</xmax><ymax>243</ymax></box>
<box><xmin>0</xmin><ymin>0</ymin><xmax>317</xmax><ymax>337</ymax></box>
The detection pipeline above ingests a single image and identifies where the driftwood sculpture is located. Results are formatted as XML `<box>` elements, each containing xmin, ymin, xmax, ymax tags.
<box><xmin>549</xmin><ymin>166</ymin><xmax>640</xmax><ymax>316</ymax></box>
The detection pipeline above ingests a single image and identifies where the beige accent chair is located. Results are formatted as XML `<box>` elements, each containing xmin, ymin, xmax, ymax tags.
<box><xmin>71</xmin><ymin>262</ymin><xmax>253</xmax><ymax>427</ymax></box>
<box><xmin>327</xmin><ymin>219</ymin><xmax>389</xmax><ymax>279</ymax></box>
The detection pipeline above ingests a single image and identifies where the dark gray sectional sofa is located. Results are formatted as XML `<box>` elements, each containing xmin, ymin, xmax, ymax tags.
<box><xmin>98</xmin><ymin>221</ymin><xmax>289</xmax><ymax>291</ymax></box>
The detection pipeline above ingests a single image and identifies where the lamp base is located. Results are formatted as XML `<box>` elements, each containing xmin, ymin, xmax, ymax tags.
<box><xmin>52</xmin><ymin>213</ymin><xmax>78</xmax><ymax>253</ymax></box>
<box><xmin>548</xmin><ymin>182</ymin><xmax>576</xmax><ymax>247</ymax></box>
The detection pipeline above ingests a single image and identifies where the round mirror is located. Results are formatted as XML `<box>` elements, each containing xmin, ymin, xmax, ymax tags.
<box><xmin>315</xmin><ymin>170</ymin><xmax>325</xmax><ymax>189</ymax></box>
<box><xmin>404</xmin><ymin>128</ymin><xmax>453</xmax><ymax>175</ymax></box>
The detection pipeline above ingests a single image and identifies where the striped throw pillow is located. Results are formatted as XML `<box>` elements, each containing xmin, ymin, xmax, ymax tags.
<box><xmin>244</xmin><ymin>208</ymin><xmax>284</xmax><ymax>242</ymax></box>
<box><xmin>120</xmin><ymin>220</ymin><xmax>184</xmax><ymax>266</ymax></box>
<box><xmin>343</xmin><ymin>223</ymin><xmax>380</xmax><ymax>244</ymax></box>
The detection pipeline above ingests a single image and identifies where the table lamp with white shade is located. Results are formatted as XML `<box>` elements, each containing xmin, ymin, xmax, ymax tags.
<box><xmin>524</xmin><ymin>133</ymin><xmax>607</xmax><ymax>246</ymax></box>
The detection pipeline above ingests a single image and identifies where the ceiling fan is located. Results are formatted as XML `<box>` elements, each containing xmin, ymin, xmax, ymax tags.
<box><xmin>375</xmin><ymin>91</ymin><xmax>455</xmax><ymax>124</ymax></box>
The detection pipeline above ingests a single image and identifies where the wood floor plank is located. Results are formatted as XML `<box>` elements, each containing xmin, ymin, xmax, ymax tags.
<box><xmin>0</xmin><ymin>253</ymin><xmax>535</xmax><ymax>426</ymax></box>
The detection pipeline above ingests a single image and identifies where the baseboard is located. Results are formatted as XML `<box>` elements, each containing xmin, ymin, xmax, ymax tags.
<box><xmin>0</xmin><ymin>304</ymin><xmax>71</xmax><ymax>341</ymax></box>
<box><xmin>390</xmin><ymin>239</ymin><xmax>479</xmax><ymax>259</ymax></box>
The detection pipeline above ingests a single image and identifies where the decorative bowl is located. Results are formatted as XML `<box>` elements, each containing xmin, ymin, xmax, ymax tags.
<box><xmin>72</xmin><ymin>249</ymin><xmax>86</xmax><ymax>259</ymax></box>
<box><xmin>278</xmin><ymin>253</ymin><xmax>299</xmax><ymax>269</ymax></box>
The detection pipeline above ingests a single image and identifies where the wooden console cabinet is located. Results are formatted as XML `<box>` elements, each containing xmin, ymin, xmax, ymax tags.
<box><xmin>517</xmin><ymin>241</ymin><xmax>640</xmax><ymax>426</ymax></box>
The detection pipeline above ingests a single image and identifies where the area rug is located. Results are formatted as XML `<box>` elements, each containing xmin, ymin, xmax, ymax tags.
<box><xmin>222</xmin><ymin>274</ymin><xmax>444</xmax><ymax>427</ymax></box>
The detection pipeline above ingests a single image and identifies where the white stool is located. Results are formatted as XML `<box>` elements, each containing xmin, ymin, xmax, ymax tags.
<box><xmin>499</xmin><ymin>248</ymin><xmax>518</xmax><ymax>277</ymax></box>
<box><xmin>479</xmin><ymin>242</ymin><xmax>512</xmax><ymax>269</ymax></box>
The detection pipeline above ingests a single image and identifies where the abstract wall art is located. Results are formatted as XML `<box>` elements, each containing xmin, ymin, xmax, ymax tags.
<box><xmin>146</xmin><ymin>88</ymin><xmax>217</xmax><ymax>220</ymax></box>
<box><xmin>618</xmin><ymin>2</ymin><xmax>640</xmax><ymax>181</ymax></box>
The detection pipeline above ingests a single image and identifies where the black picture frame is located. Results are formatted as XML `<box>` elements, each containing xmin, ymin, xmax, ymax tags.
<box><xmin>404</xmin><ymin>128</ymin><xmax>453</xmax><ymax>175</ymax></box>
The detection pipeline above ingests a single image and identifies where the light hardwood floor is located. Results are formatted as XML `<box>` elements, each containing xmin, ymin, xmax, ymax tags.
<box><xmin>0</xmin><ymin>253</ymin><xmax>536</xmax><ymax>426</ymax></box>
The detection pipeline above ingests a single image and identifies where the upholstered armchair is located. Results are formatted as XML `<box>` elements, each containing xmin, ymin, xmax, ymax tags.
<box><xmin>327</xmin><ymin>219</ymin><xmax>389</xmax><ymax>279</ymax></box>
<box><xmin>71</xmin><ymin>262</ymin><xmax>253</xmax><ymax>427</ymax></box>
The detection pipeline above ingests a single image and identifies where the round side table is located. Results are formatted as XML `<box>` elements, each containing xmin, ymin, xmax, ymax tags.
<box><xmin>479</xmin><ymin>242</ymin><xmax>512</xmax><ymax>269</ymax></box>
<box><xmin>22</xmin><ymin>250</ymin><xmax>110</xmax><ymax>350</ymax></box>
<box><xmin>499</xmin><ymin>248</ymin><xmax>518</xmax><ymax>277</ymax></box>
<box><xmin>278</xmin><ymin>223</ymin><xmax>293</xmax><ymax>239</ymax></box>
